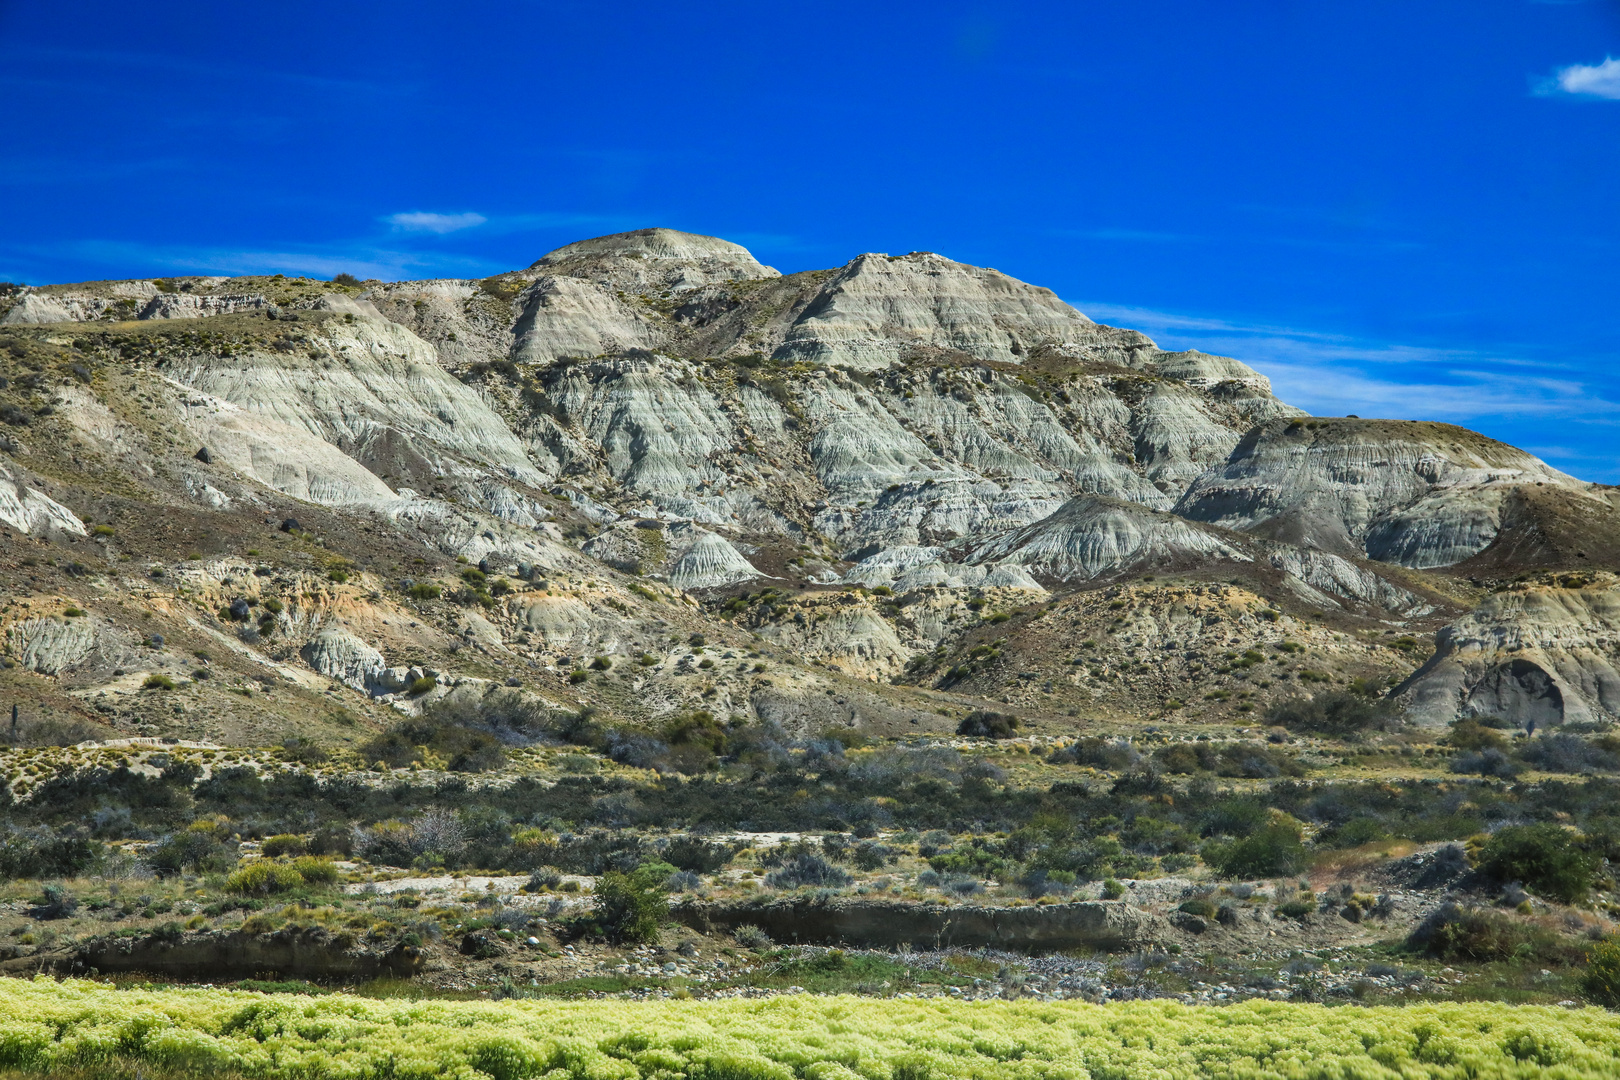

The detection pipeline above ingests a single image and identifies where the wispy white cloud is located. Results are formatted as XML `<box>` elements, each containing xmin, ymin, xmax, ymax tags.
<box><xmin>5</xmin><ymin>238</ymin><xmax>501</xmax><ymax>283</ymax></box>
<box><xmin>1075</xmin><ymin>299</ymin><xmax>1620</xmax><ymax>436</ymax></box>
<box><xmin>385</xmin><ymin>211</ymin><xmax>488</xmax><ymax>235</ymax></box>
<box><xmin>1534</xmin><ymin>56</ymin><xmax>1620</xmax><ymax>99</ymax></box>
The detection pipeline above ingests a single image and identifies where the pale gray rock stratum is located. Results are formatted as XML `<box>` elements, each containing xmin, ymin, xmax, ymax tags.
<box><xmin>0</xmin><ymin>460</ymin><xmax>85</xmax><ymax>536</ymax></box>
<box><xmin>968</xmin><ymin>495</ymin><xmax>1248</xmax><ymax>581</ymax></box>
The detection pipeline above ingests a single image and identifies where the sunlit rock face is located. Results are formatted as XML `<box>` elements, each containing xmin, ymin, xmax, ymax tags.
<box><xmin>1399</xmin><ymin>585</ymin><xmax>1620</xmax><ymax>728</ymax></box>
<box><xmin>9</xmin><ymin>226</ymin><xmax>1610</xmax><ymax>734</ymax></box>
<box><xmin>1174</xmin><ymin>418</ymin><xmax>1585</xmax><ymax>569</ymax></box>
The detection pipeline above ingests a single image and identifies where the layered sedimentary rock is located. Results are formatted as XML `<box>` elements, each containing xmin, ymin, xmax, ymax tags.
<box><xmin>773</xmin><ymin>252</ymin><xmax>1095</xmax><ymax>369</ymax></box>
<box><xmin>300</xmin><ymin>628</ymin><xmax>388</xmax><ymax>694</ymax></box>
<box><xmin>968</xmin><ymin>494</ymin><xmax>1247</xmax><ymax>582</ymax></box>
<box><xmin>5</xmin><ymin>226</ymin><xmax>1612</xmax><ymax>735</ymax></box>
<box><xmin>0</xmin><ymin>461</ymin><xmax>84</xmax><ymax>536</ymax></box>
<box><xmin>531</xmin><ymin>227</ymin><xmax>779</xmax><ymax>293</ymax></box>
<box><xmin>1176</xmin><ymin>418</ymin><xmax>1586</xmax><ymax>568</ymax></box>
<box><xmin>1399</xmin><ymin>584</ymin><xmax>1620</xmax><ymax>727</ymax></box>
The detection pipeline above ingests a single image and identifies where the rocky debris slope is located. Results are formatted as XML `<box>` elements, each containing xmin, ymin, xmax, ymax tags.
<box><xmin>901</xmin><ymin>579</ymin><xmax>1439</xmax><ymax>721</ymax></box>
<box><xmin>1176</xmin><ymin>418</ymin><xmax>1590</xmax><ymax>569</ymax></box>
<box><xmin>1399</xmin><ymin>579</ymin><xmax>1620</xmax><ymax>727</ymax></box>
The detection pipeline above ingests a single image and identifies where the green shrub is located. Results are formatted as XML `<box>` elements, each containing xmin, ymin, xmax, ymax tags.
<box><xmin>289</xmin><ymin>856</ymin><xmax>338</xmax><ymax>884</ymax></box>
<box><xmin>593</xmin><ymin>862</ymin><xmax>676</xmax><ymax>944</ymax></box>
<box><xmin>260</xmin><ymin>834</ymin><xmax>306</xmax><ymax>858</ymax></box>
<box><xmin>1178</xmin><ymin>898</ymin><xmax>1217</xmax><ymax>918</ymax></box>
<box><xmin>146</xmin><ymin>830</ymin><xmax>233</xmax><ymax>876</ymax></box>
<box><xmin>407</xmin><ymin>582</ymin><xmax>441</xmax><ymax>601</ymax></box>
<box><xmin>408</xmin><ymin>676</ymin><xmax>437</xmax><ymax>695</ymax></box>
<box><xmin>226</xmin><ymin>860</ymin><xmax>306</xmax><ymax>895</ymax></box>
<box><xmin>1265</xmin><ymin>691</ymin><xmax>1397</xmax><ymax>737</ymax></box>
<box><xmin>1583</xmin><ymin>935</ymin><xmax>1620</xmax><ymax>1006</ymax></box>
<box><xmin>142</xmin><ymin>673</ymin><xmax>176</xmax><ymax>690</ymax></box>
<box><xmin>1447</xmin><ymin>719</ymin><xmax>1509</xmax><ymax>752</ymax></box>
<box><xmin>1102</xmin><ymin>878</ymin><xmax>1125</xmax><ymax>900</ymax></box>
<box><xmin>1408</xmin><ymin>902</ymin><xmax>1576</xmax><ymax>964</ymax></box>
<box><xmin>1477</xmin><ymin>824</ymin><xmax>1596</xmax><ymax>904</ymax></box>
<box><xmin>0</xmin><ymin>829</ymin><xmax>102</xmax><ymax>880</ymax></box>
<box><xmin>957</xmin><ymin>710</ymin><xmax>1019</xmax><ymax>739</ymax></box>
<box><xmin>568</xmin><ymin>670</ymin><xmax>588</xmax><ymax>684</ymax></box>
<box><xmin>1275</xmin><ymin>897</ymin><xmax>1315</xmax><ymax>919</ymax></box>
<box><xmin>1202</xmin><ymin>823</ymin><xmax>1307</xmax><ymax>879</ymax></box>
<box><xmin>357</xmin><ymin>717</ymin><xmax>505</xmax><ymax>773</ymax></box>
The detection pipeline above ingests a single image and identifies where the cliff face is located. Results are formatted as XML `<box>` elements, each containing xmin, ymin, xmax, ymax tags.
<box><xmin>1</xmin><ymin>227</ymin><xmax>1611</xmax><ymax>736</ymax></box>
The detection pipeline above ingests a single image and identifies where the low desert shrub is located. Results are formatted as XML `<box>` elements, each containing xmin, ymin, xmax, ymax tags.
<box><xmin>765</xmin><ymin>852</ymin><xmax>851</xmax><ymax>889</ymax></box>
<box><xmin>226</xmin><ymin>860</ymin><xmax>306</xmax><ymax>896</ymax></box>
<box><xmin>1265</xmin><ymin>691</ymin><xmax>1399</xmax><ymax>738</ymax></box>
<box><xmin>957</xmin><ymin>710</ymin><xmax>1019</xmax><ymax>739</ymax></box>
<box><xmin>593</xmin><ymin>862</ymin><xmax>676</xmax><ymax>944</ymax></box>
<box><xmin>1477</xmin><ymin>823</ymin><xmax>1596</xmax><ymax>904</ymax></box>
<box><xmin>1202</xmin><ymin>822</ymin><xmax>1308</xmax><ymax>879</ymax></box>
<box><xmin>1408</xmin><ymin>902</ymin><xmax>1576</xmax><ymax>964</ymax></box>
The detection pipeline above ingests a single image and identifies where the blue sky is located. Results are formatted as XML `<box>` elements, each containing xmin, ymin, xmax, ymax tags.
<box><xmin>1</xmin><ymin>1</ymin><xmax>1616</xmax><ymax>479</ymax></box>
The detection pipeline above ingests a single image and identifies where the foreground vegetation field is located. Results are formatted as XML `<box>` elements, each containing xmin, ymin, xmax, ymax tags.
<box><xmin>2</xmin><ymin>978</ymin><xmax>1619</xmax><ymax>1080</ymax></box>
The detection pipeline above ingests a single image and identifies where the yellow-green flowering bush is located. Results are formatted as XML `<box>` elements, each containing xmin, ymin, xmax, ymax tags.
<box><xmin>1</xmin><ymin>978</ymin><xmax>1619</xmax><ymax>1078</ymax></box>
<box><xmin>223</xmin><ymin>862</ymin><xmax>305</xmax><ymax>895</ymax></box>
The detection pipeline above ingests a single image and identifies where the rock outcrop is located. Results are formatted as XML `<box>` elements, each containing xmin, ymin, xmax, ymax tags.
<box><xmin>3</xmin><ymin>226</ymin><xmax>1611</xmax><ymax>736</ymax></box>
<box><xmin>773</xmin><ymin>251</ymin><xmax>1096</xmax><ymax>369</ymax></box>
<box><xmin>968</xmin><ymin>494</ymin><xmax>1248</xmax><ymax>582</ymax></box>
<box><xmin>300</xmin><ymin>628</ymin><xmax>388</xmax><ymax>693</ymax></box>
<box><xmin>1398</xmin><ymin>583</ymin><xmax>1620</xmax><ymax>727</ymax></box>
<box><xmin>531</xmin><ymin>227</ymin><xmax>779</xmax><ymax>293</ymax></box>
<box><xmin>1176</xmin><ymin>418</ymin><xmax>1586</xmax><ymax>568</ymax></box>
<box><xmin>0</xmin><ymin>461</ymin><xmax>85</xmax><ymax>536</ymax></box>
<box><xmin>5</xmin><ymin>616</ymin><xmax>98</xmax><ymax>675</ymax></box>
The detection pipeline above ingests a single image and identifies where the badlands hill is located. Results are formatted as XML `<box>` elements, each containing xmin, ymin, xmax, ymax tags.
<box><xmin>1</xmin><ymin>227</ymin><xmax>1617</xmax><ymax>753</ymax></box>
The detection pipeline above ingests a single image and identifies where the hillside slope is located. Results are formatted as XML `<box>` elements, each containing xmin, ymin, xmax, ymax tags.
<box><xmin>1</xmin><ymin>228</ymin><xmax>1614</xmax><ymax>742</ymax></box>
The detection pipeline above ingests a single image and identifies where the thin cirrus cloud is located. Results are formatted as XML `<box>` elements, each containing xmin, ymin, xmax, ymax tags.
<box><xmin>384</xmin><ymin>211</ymin><xmax>488</xmax><ymax>234</ymax></box>
<box><xmin>1534</xmin><ymin>56</ymin><xmax>1620</xmax><ymax>99</ymax></box>
<box><xmin>1076</xmin><ymin>300</ymin><xmax>1620</xmax><ymax>480</ymax></box>
<box><xmin>7</xmin><ymin>237</ymin><xmax>500</xmax><ymax>283</ymax></box>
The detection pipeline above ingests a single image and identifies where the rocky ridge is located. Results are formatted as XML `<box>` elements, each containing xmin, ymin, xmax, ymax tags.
<box><xmin>1</xmin><ymin>228</ymin><xmax>1615</xmax><ymax>737</ymax></box>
